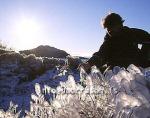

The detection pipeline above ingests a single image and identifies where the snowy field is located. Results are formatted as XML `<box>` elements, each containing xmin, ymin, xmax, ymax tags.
<box><xmin>0</xmin><ymin>54</ymin><xmax>150</xmax><ymax>118</ymax></box>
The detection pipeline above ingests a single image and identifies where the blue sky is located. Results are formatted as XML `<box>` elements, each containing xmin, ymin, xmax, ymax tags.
<box><xmin>0</xmin><ymin>0</ymin><xmax>150</xmax><ymax>56</ymax></box>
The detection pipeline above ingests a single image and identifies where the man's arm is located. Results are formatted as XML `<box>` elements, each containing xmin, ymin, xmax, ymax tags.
<box><xmin>132</xmin><ymin>28</ymin><xmax>150</xmax><ymax>60</ymax></box>
<box><xmin>131</xmin><ymin>28</ymin><xmax>150</xmax><ymax>44</ymax></box>
<box><xmin>78</xmin><ymin>35</ymin><xmax>109</xmax><ymax>72</ymax></box>
<box><xmin>87</xmin><ymin>36</ymin><xmax>109</xmax><ymax>67</ymax></box>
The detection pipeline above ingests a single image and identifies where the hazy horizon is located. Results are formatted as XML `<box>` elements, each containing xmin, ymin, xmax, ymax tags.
<box><xmin>0</xmin><ymin>0</ymin><xmax>150</xmax><ymax>56</ymax></box>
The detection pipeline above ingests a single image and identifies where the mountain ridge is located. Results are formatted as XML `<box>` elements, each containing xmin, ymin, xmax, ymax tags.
<box><xmin>19</xmin><ymin>45</ymin><xmax>69</xmax><ymax>58</ymax></box>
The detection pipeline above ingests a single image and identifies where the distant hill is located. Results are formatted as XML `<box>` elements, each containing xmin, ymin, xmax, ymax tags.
<box><xmin>19</xmin><ymin>45</ymin><xmax>69</xmax><ymax>58</ymax></box>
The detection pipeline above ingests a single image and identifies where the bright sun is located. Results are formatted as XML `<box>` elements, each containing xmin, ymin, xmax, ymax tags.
<box><xmin>14</xmin><ymin>18</ymin><xmax>40</xmax><ymax>50</ymax></box>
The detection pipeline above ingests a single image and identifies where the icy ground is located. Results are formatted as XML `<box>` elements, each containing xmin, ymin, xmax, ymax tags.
<box><xmin>0</xmin><ymin>63</ymin><xmax>150</xmax><ymax>118</ymax></box>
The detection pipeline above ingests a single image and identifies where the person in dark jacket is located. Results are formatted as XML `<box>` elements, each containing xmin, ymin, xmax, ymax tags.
<box><xmin>80</xmin><ymin>13</ymin><xmax>150</xmax><ymax>73</ymax></box>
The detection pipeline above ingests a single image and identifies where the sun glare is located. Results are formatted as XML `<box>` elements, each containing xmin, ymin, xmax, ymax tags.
<box><xmin>14</xmin><ymin>17</ymin><xmax>40</xmax><ymax>50</ymax></box>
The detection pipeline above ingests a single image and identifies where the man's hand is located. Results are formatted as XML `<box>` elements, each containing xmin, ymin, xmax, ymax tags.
<box><xmin>78</xmin><ymin>62</ymin><xmax>91</xmax><ymax>73</ymax></box>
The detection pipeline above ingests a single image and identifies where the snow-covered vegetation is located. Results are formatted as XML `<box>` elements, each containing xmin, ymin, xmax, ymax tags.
<box><xmin>0</xmin><ymin>51</ymin><xmax>150</xmax><ymax>118</ymax></box>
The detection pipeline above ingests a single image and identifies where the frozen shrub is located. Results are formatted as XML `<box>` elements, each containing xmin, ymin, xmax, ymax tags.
<box><xmin>1</xmin><ymin>64</ymin><xmax>150</xmax><ymax>118</ymax></box>
<box><xmin>0</xmin><ymin>52</ymin><xmax>24</xmax><ymax>65</ymax></box>
<box><xmin>109</xmin><ymin>65</ymin><xmax>150</xmax><ymax>117</ymax></box>
<box><xmin>0</xmin><ymin>101</ymin><xmax>20</xmax><ymax>118</ymax></box>
<box><xmin>23</xmin><ymin>54</ymin><xmax>37</xmax><ymax>63</ymax></box>
<box><xmin>22</xmin><ymin>54</ymin><xmax>43</xmax><ymax>80</ymax></box>
<box><xmin>43</xmin><ymin>57</ymin><xmax>59</xmax><ymax>70</ymax></box>
<box><xmin>66</xmin><ymin>56</ymin><xmax>82</xmax><ymax>69</ymax></box>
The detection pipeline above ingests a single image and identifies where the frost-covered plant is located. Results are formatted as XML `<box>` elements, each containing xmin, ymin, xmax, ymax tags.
<box><xmin>0</xmin><ymin>40</ymin><xmax>7</xmax><ymax>49</ymax></box>
<box><xmin>1</xmin><ymin>64</ymin><xmax>150</xmax><ymax>118</ymax></box>
<box><xmin>0</xmin><ymin>101</ymin><xmax>21</xmax><ymax>118</ymax></box>
<box><xmin>23</xmin><ymin>54</ymin><xmax>37</xmax><ymax>62</ymax></box>
<box><xmin>27</xmin><ymin>66</ymin><xmax>114</xmax><ymax>118</ymax></box>
<box><xmin>66</xmin><ymin>55</ymin><xmax>82</xmax><ymax>69</ymax></box>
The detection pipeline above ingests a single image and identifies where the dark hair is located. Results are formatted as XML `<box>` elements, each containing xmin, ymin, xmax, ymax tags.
<box><xmin>101</xmin><ymin>13</ymin><xmax>124</xmax><ymax>28</ymax></box>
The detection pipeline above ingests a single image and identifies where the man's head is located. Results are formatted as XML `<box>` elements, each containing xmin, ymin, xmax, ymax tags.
<box><xmin>101</xmin><ymin>13</ymin><xmax>124</xmax><ymax>36</ymax></box>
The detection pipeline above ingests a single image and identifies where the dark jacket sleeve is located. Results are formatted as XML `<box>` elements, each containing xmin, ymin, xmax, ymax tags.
<box><xmin>87</xmin><ymin>35</ymin><xmax>109</xmax><ymax>66</ymax></box>
<box><xmin>131</xmin><ymin>28</ymin><xmax>150</xmax><ymax>43</ymax></box>
<box><xmin>132</xmin><ymin>28</ymin><xmax>150</xmax><ymax>59</ymax></box>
